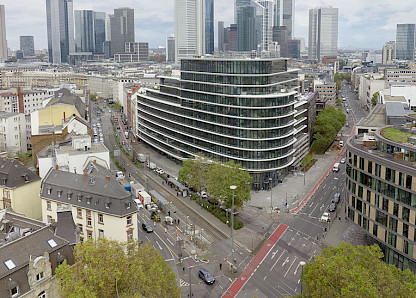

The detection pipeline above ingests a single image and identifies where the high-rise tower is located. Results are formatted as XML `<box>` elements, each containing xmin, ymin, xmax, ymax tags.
<box><xmin>174</xmin><ymin>0</ymin><xmax>206</xmax><ymax>63</ymax></box>
<box><xmin>20</xmin><ymin>36</ymin><xmax>35</xmax><ymax>57</ymax></box>
<box><xmin>46</xmin><ymin>0</ymin><xmax>75</xmax><ymax>63</ymax></box>
<box><xmin>110</xmin><ymin>7</ymin><xmax>135</xmax><ymax>57</ymax></box>
<box><xmin>308</xmin><ymin>6</ymin><xmax>338</xmax><ymax>61</ymax></box>
<box><xmin>205</xmin><ymin>0</ymin><xmax>214</xmax><ymax>54</ymax></box>
<box><xmin>396</xmin><ymin>24</ymin><xmax>416</xmax><ymax>61</ymax></box>
<box><xmin>0</xmin><ymin>5</ymin><xmax>7</xmax><ymax>60</ymax></box>
<box><xmin>74</xmin><ymin>10</ymin><xmax>94</xmax><ymax>53</ymax></box>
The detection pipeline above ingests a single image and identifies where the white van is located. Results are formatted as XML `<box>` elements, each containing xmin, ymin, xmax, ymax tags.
<box><xmin>116</xmin><ymin>171</ymin><xmax>125</xmax><ymax>179</ymax></box>
<box><xmin>333</xmin><ymin>163</ymin><xmax>340</xmax><ymax>172</ymax></box>
<box><xmin>339</xmin><ymin>141</ymin><xmax>344</xmax><ymax>146</ymax></box>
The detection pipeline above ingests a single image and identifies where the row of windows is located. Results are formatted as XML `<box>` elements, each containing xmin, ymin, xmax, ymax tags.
<box><xmin>140</xmin><ymin>115</ymin><xmax>294</xmax><ymax>150</ymax></box>
<box><xmin>140</xmin><ymin>133</ymin><xmax>293</xmax><ymax>170</ymax></box>
<box><xmin>139</xmin><ymin>99</ymin><xmax>294</xmax><ymax>130</ymax></box>
<box><xmin>376</xmin><ymin>141</ymin><xmax>416</xmax><ymax>163</ymax></box>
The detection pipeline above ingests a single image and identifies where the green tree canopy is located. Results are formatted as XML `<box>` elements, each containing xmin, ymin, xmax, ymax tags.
<box><xmin>178</xmin><ymin>153</ymin><xmax>209</xmax><ymax>194</ymax></box>
<box><xmin>311</xmin><ymin>106</ymin><xmax>346</xmax><ymax>154</ymax></box>
<box><xmin>301</xmin><ymin>242</ymin><xmax>416</xmax><ymax>297</ymax></box>
<box><xmin>372</xmin><ymin>92</ymin><xmax>379</xmax><ymax>107</ymax></box>
<box><xmin>206</xmin><ymin>160</ymin><xmax>253</xmax><ymax>210</ymax></box>
<box><xmin>55</xmin><ymin>239</ymin><xmax>180</xmax><ymax>298</ymax></box>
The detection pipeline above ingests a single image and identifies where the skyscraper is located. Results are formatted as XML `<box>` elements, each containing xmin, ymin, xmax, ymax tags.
<box><xmin>234</xmin><ymin>0</ymin><xmax>252</xmax><ymax>23</ymax></box>
<box><xmin>20</xmin><ymin>36</ymin><xmax>35</xmax><ymax>57</ymax></box>
<box><xmin>272</xmin><ymin>26</ymin><xmax>287</xmax><ymax>57</ymax></box>
<box><xmin>218</xmin><ymin>21</ymin><xmax>225</xmax><ymax>52</ymax></box>
<box><xmin>396</xmin><ymin>24</ymin><xmax>416</xmax><ymax>61</ymax></box>
<box><xmin>166</xmin><ymin>35</ymin><xmax>175</xmax><ymax>62</ymax></box>
<box><xmin>110</xmin><ymin>7</ymin><xmax>135</xmax><ymax>57</ymax></box>
<box><xmin>205</xmin><ymin>0</ymin><xmax>214</xmax><ymax>54</ymax></box>
<box><xmin>94</xmin><ymin>12</ymin><xmax>106</xmax><ymax>54</ymax></box>
<box><xmin>282</xmin><ymin>0</ymin><xmax>294</xmax><ymax>39</ymax></box>
<box><xmin>74</xmin><ymin>10</ymin><xmax>94</xmax><ymax>53</ymax></box>
<box><xmin>0</xmin><ymin>5</ymin><xmax>7</xmax><ymax>60</ymax></box>
<box><xmin>174</xmin><ymin>0</ymin><xmax>206</xmax><ymax>63</ymax></box>
<box><xmin>308</xmin><ymin>6</ymin><xmax>338</xmax><ymax>61</ymax></box>
<box><xmin>237</xmin><ymin>6</ymin><xmax>257</xmax><ymax>51</ymax></box>
<box><xmin>253</xmin><ymin>0</ymin><xmax>275</xmax><ymax>51</ymax></box>
<box><xmin>46</xmin><ymin>0</ymin><xmax>75</xmax><ymax>64</ymax></box>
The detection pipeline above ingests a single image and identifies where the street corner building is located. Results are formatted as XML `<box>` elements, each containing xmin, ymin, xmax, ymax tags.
<box><xmin>136</xmin><ymin>57</ymin><xmax>310</xmax><ymax>189</ymax></box>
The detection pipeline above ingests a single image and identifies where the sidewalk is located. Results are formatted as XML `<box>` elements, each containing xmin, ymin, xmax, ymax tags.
<box><xmin>248</xmin><ymin>149</ymin><xmax>341</xmax><ymax>212</ymax></box>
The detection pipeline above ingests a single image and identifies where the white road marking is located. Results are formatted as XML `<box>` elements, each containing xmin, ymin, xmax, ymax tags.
<box><xmin>271</xmin><ymin>250</ymin><xmax>279</xmax><ymax>259</ymax></box>
<box><xmin>285</xmin><ymin>257</ymin><xmax>297</xmax><ymax>277</ymax></box>
<box><xmin>270</xmin><ymin>251</ymin><xmax>285</xmax><ymax>271</ymax></box>
<box><xmin>167</xmin><ymin>238</ymin><xmax>174</xmax><ymax>246</ymax></box>
<box><xmin>282</xmin><ymin>257</ymin><xmax>290</xmax><ymax>267</ymax></box>
<box><xmin>156</xmin><ymin>241</ymin><xmax>163</xmax><ymax>250</ymax></box>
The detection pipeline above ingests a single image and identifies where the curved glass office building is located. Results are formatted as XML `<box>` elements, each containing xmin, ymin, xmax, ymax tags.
<box><xmin>346</xmin><ymin>124</ymin><xmax>416</xmax><ymax>272</ymax></box>
<box><xmin>137</xmin><ymin>57</ymin><xmax>300</xmax><ymax>188</ymax></box>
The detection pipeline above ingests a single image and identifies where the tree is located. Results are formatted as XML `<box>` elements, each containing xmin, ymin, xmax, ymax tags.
<box><xmin>371</xmin><ymin>92</ymin><xmax>379</xmax><ymax>107</ymax></box>
<box><xmin>178</xmin><ymin>153</ymin><xmax>209</xmax><ymax>198</ymax></box>
<box><xmin>55</xmin><ymin>238</ymin><xmax>180</xmax><ymax>298</ymax></box>
<box><xmin>311</xmin><ymin>106</ymin><xmax>346</xmax><ymax>154</ymax></box>
<box><xmin>300</xmin><ymin>242</ymin><xmax>416</xmax><ymax>297</ymax></box>
<box><xmin>206</xmin><ymin>160</ymin><xmax>252</xmax><ymax>210</ymax></box>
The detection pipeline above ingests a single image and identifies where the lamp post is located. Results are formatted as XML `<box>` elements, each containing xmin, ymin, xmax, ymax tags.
<box><xmin>299</xmin><ymin>261</ymin><xmax>306</xmax><ymax>293</ymax></box>
<box><xmin>269</xmin><ymin>177</ymin><xmax>273</xmax><ymax>218</ymax></box>
<box><xmin>230</xmin><ymin>185</ymin><xmax>237</xmax><ymax>270</ymax></box>
<box><xmin>189</xmin><ymin>265</ymin><xmax>193</xmax><ymax>297</ymax></box>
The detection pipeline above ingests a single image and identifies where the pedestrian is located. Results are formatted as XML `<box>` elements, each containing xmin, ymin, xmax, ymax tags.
<box><xmin>183</xmin><ymin>267</ymin><xmax>185</xmax><ymax>273</ymax></box>
<box><xmin>220</xmin><ymin>263</ymin><xmax>222</xmax><ymax>270</ymax></box>
<box><xmin>178</xmin><ymin>219</ymin><xmax>180</xmax><ymax>225</ymax></box>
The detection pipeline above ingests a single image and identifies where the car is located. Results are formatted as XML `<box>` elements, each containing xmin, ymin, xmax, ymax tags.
<box><xmin>332</xmin><ymin>193</ymin><xmax>341</xmax><ymax>204</ymax></box>
<box><xmin>329</xmin><ymin>203</ymin><xmax>336</xmax><ymax>212</ymax></box>
<box><xmin>201</xmin><ymin>191</ymin><xmax>207</xmax><ymax>198</ymax></box>
<box><xmin>339</xmin><ymin>141</ymin><xmax>344</xmax><ymax>147</ymax></box>
<box><xmin>142</xmin><ymin>222</ymin><xmax>154</xmax><ymax>233</ymax></box>
<box><xmin>134</xmin><ymin>199</ymin><xmax>143</xmax><ymax>209</ymax></box>
<box><xmin>198</xmin><ymin>268</ymin><xmax>215</xmax><ymax>285</ymax></box>
<box><xmin>320</xmin><ymin>212</ymin><xmax>330</xmax><ymax>222</ymax></box>
<box><xmin>340</xmin><ymin>157</ymin><xmax>346</xmax><ymax>164</ymax></box>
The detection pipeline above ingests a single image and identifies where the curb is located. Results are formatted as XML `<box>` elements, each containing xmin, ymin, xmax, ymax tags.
<box><xmin>291</xmin><ymin>122</ymin><xmax>357</xmax><ymax>215</ymax></box>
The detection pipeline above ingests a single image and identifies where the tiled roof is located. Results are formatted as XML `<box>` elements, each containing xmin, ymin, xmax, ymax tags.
<box><xmin>0</xmin><ymin>157</ymin><xmax>40</xmax><ymax>188</ymax></box>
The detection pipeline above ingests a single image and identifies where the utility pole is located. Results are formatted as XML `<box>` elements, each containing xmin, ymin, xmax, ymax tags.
<box><xmin>269</xmin><ymin>177</ymin><xmax>273</xmax><ymax>218</ymax></box>
<box><xmin>230</xmin><ymin>185</ymin><xmax>237</xmax><ymax>271</ymax></box>
<box><xmin>193</xmin><ymin>217</ymin><xmax>196</xmax><ymax>242</ymax></box>
<box><xmin>189</xmin><ymin>265</ymin><xmax>193</xmax><ymax>297</ymax></box>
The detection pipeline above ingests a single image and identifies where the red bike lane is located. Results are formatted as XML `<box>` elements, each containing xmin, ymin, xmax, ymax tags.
<box><xmin>223</xmin><ymin>224</ymin><xmax>288</xmax><ymax>297</ymax></box>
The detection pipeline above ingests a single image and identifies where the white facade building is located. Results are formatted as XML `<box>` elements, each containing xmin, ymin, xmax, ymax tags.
<box><xmin>358</xmin><ymin>74</ymin><xmax>385</xmax><ymax>111</ymax></box>
<box><xmin>174</xmin><ymin>0</ymin><xmax>206</xmax><ymax>63</ymax></box>
<box><xmin>0</xmin><ymin>111</ymin><xmax>27</xmax><ymax>155</ymax></box>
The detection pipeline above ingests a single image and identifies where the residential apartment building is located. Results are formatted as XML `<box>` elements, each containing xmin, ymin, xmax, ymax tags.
<box><xmin>315</xmin><ymin>82</ymin><xmax>336</xmax><ymax>113</ymax></box>
<box><xmin>0</xmin><ymin>209</ymin><xmax>75</xmax><ymax>298</ymax></box>
<box><xmin>136</xmin><ymin>57</ymin><xmax>300</xmax><ymax>189</ymax></box>
<box><xmin>41</xmin><ymin>169</ymin><xmax>139</xmax><ymax>242</ymax></box>
<box><xmin>346</xmin><ymin>122</ymin><xmax>416</xmax><ymax>273</ymax></box>
<box><xmin>382</xmin><ymin>41</ymin><xmax>395</xmax><ymax>65</ymax></box>
<box><xmin>0</xmin><ymin>112</ymin><xmax>27</xmax><ymax>155</ymax></box>
<box><xmin>0</xmin><ymin>157</ymin><xmax>42</xmax><ymax>219</ymax></box>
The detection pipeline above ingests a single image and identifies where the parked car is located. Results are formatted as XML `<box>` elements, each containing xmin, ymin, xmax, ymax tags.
<box><xmin>329</xmin><ymin>203</ymin><xmax>336</xmax><ymax>212</ymax></box>
<box><xmin>134</xmin><ymin>199</ymin><xmax>143</xmax><ymax>209</ymax></box>
<box><xmin>198</xmin><ymin>268</ymin><xmax>215</xmax><ymax>285</ymax></box>
<box><xmin>142</xmin><ymin>222</ymin><xmax>154</xmax><ymax>233</ymax></box>
<box><xmin>201</xmin><ymin>191</ymin><xmax>207</xmax><ymax>198</ymax></box>
<box><xmin>340</xmin><ymin>157</ymin><xmax>346</xmax><ymax>164</ymax></box>
<box><xmin>320</xmin><ymin>212</ymin><xmax>330</xmax><ymax>222</ymax></box>
<box><xmin>332</xmin><ymin>193</ymin><xmax>341</xmax><ymax>204</ymax></box>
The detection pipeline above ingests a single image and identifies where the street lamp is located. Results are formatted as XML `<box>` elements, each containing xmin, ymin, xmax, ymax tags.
<box><xmin>230</xmin><ymin>185</ymin><xmax>237</xmax><ymax>271</ymax></box>
<box><xmin>299</xmin><ymin>261</ymin><xmax>306</xmax><ymax>293</ymax></box>
<box><xmin>269</xmin><ymin>177</ymin><xmax>273</xmax><ymax>218</ymax></box>
<box><xmin>189</xmin><ymin>265</ymin><xmax>193</xmax><ymax>297</ymax></box>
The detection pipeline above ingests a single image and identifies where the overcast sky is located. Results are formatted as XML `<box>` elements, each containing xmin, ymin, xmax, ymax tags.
<box><xmin>3</xmin><ymin>0</ymin><xmax>416</xmax><ymax>51</ymax></box>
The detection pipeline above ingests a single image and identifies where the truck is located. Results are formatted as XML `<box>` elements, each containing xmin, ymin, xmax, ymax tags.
<box><xmin>333</xmin><ymin>163</ymin><xmax>340</xmax><ymax>172</ymax></box>
<box><xmin>137</xmin><ymin>154</ymin><xmax>147</xmax><ymax>163</ymax></box>
<box><xmin>131</xmin><ymin>182</ymin><xmax>145</xmax><ymax>197</ymax></box>
<box><xmin>138</xmin><ymin>190</ymin><xmax>151</xmax><ymax>205</ymax></box>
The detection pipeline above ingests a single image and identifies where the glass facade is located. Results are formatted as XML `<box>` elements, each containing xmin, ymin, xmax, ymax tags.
<box><xmin>137</xmin><ymin>58</ymin><xmax>299</xmax><ymax>188</ymax></box>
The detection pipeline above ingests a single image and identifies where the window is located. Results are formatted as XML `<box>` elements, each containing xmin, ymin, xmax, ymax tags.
<box><xmin>98</xmin><ymin>214</ymin><xmax>103</xmax><ymax>224</ymax></box>
<box><xmin>5</xmin><ymin>259</ymin><xmax>16</xmax><ymax>270</ymax></box>
<box><xmin>87</xmin><ymin>231</ymin><xmax>93</xmax><ymax>238</ymax></box>
<box><xmin>10</xmin><ymin>286</ymin><xmax>19</xmax><ymax>297</ymax></box>
<box><xmin>36</xmin><ymin>272</ymin><xmax>44</xmax><ymax>281</ymax></box>
<box><xmin>87</xmin><ymin>197</ymin><xmax>91</xmax><ymax>204</ymax></box>
<box><xmin>87</xmin><ymin>217</ymin><xmax>92</xmax><ymax>227</ymax></box>
<box><xmin>47</xmin><ymin>215</ymin><xmax>53</xmax><ymax>224</ymax></box>
<box><xmin>57</xmin><ymin>190</ymin><xmax>62</xmax><ymax>197</ymax></box>
<box><xmin>38</xmin><ymin>291</ymin><xmax>46</xmax><ymax>298</ymax></box>
<box><xmin>403</xmin><ymin>223</ymin><xmax>409</xmax><ymax>238</ymax></box>
<box><xmin>77</xmin><ymin>195</ymin><xmax>82</xmax><ymax>202</ymax></box>
<box><xmin>99</xmin><ymin>229</ymin><xmax>104</xmax><ymax>238</ymax></box>
<box><xmin>393</xmin><ymin>203</ymin><xmax>399</xmax><ymax>217</ymax></box>
<box><xmin>105</xmin><ymin>202</ymin><xmax>111</xmax><ymax>209</ymax></box>
<box><xmin>47</xmin><ymin>239</ymin><xmax>57</xmax><ymax>248</ymax></box>
<box><xmin>47</xmin><ymin>201</ymin><xmax>51</xmax><ymax>211</ymax></box>
<box><xmin>127</xmin><ymin>216</ymin><xmax>132</xmax><ymax>225</ymax></box>
<box><xmin>127</xmin><ymin>230</ymin><xmax>133</xmax><ymax>240</ymax></box>
<box><xmin>78</xmin><ymin>224</ymin><xmax>83</xmax><ymax>234</ymax></box>
<box><xmin>47</xmin><ymin>188</ymin><xmax>52</xmax><ymax>195</ymax></box>
<box><xmin>77</xmin><ymin>208</ymin><xmax>82</xmax><ymax>218</ymax></box>
<box><xmin>403</xmin><ymin>207</ymin><xmax>410</xmax><ymax>222</ymax></box>
<box><xmin>67</xmin><ymin>192</ymin><xmax>72</xmax><ymax>199</ymax></box>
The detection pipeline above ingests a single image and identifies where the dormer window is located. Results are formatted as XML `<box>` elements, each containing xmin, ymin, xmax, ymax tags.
<box><xmin>77</xmin><ymin>195</ymin><xmax>83</xmax><ymax>202</ymax></box>
<box><xmin>67</xmin><ymin>192</ymin><xmax>72</xmax><ymax>199</ymax></box>
<box><xmin>57</xmin><ymin>190</ymin><xmax>63</xmax><ymax>198</ymax></box>
<box><xmin>47</xmin><ymin>188</ymin><xmax>52</xmax><ymax>195</ymax></box>
<box><xmin>36</xmin><ymin>272</ymin><xmax>44</xmax><ymax>281</ymax></box>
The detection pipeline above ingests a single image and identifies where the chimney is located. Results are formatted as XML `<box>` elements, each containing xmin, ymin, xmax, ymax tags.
<box><xmin>17</xmin><ymin>87</ymin><xmax>24</xmax><ymax>114</ymax></box>
<box><xmin>55</xmin><ymin>165</ymin><xmax>59</xmax><ymax>170</ymax></box>
<box><xmin>63</xmin><ymin>112</ymin><xmax>66</xmax><ymax>122</ymax></box>
<box><xmin>83</xmin><ymin>173</ymin><xmax>87</xmax><ymax>179</ymax></box>
<box><xmin>93</xmin><ymin>160</ymin><xmax>97</xmax><ymax>164</ymax></box>
<box><xmin>105</xmin><ymin>176</ymin><xmax>110</xmax><ymax>181</ymax></box>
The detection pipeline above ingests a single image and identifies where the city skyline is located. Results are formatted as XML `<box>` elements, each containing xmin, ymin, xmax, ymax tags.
<box><xmin>2</xmin><ymin>0</ymin><xmax>416</xmax><ymax>51</ymax></box>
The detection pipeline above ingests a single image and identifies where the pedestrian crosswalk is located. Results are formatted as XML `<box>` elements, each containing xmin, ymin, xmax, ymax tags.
<box><xmin>180</xmin><ymin>279</ymin><xmax>190</xmax><ymax>287</ymax></box>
